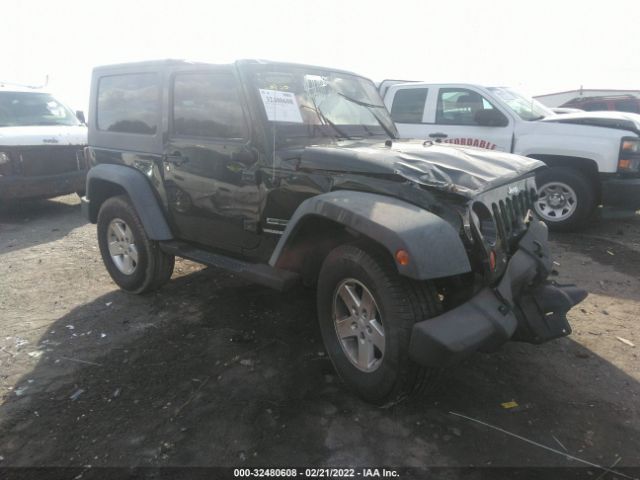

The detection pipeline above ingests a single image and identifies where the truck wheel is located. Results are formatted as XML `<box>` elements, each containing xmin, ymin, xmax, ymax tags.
<box><xmin>316</xmin><ymin>244</ymin><xmax>441</xmax><ymax>405</ymax></box>
<box><xmin>534</xmin><ymin>167</ymin><xmax>595</xmax><ymax>231</ymax></box>
<box><xmin>97</xmin><ymin>195</ymin><xmax>174</xmax><ymax>294</ymax></box>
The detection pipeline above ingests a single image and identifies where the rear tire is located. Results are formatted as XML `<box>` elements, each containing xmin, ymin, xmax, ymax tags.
<box><xmin>534</xmin><ymin>167</ymin><xmax>596</xmax><ymax>231</ymax></box>
<box><xmin>97</xmin><ymin>195</ymin><xmax>174</xmax><ymax>294</ymax></box>
<box><xmin>316</xmin><ymin>243</ymin><xmax>442</xmax><ymax>406</ymax></box>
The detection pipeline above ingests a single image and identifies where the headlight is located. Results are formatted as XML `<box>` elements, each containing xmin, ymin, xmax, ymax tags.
<box><xmin>621</xmin><ymin>138</ymin><xmax>640</xmax><ymax>153</ymax></box>
<box><xmin>619</xmin><ymin>137</ymin><xmax>640</xmax><ymax>172</ymax></box>
<box><xmin>471</xmin><ymin>202</ymin><xmax>498</xmax><ymax>246</ymax></box>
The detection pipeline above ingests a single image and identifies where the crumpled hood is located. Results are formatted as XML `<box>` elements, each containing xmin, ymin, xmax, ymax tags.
<box><xmin>541</xmin><ymin>111</ymin><xmax>640</xmax><ymax>135</ymax></box>
<box><xmin>294</xmin><ymin>139</ymin><xmax>543</xmax><ymax>198</ymax></box>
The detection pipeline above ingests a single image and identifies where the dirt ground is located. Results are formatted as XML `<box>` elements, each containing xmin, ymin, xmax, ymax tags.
<box><xmin>1</xmin><ymin>195</ymin><xmax>639</xmax><ymax>477</ymax></box>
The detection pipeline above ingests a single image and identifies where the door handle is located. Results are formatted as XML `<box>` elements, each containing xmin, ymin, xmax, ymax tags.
<box><xmin>165</xmin><ymin>152</ymin><xmax>189</xmax><ymax>166</ymax></box>
<box><xmin>428</xmin><ymin>132</ymin><xmax>448</xmax><ymax>139</ymax></box>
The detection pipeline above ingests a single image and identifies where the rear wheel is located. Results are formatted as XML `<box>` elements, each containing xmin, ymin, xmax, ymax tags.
<box><xmin>317</xmin><ymin>243</ymin><xmax>441</xmax><ymax>405</ymax></box>
<box><xmin>97</xmin><ymin>195</ymin><xmax>174</xmax><ymax>294</ymax></box>
<box><xmin>535</xmin><ymin>167</ymin><xmax>596</xmax><ymax>231</ymax></box>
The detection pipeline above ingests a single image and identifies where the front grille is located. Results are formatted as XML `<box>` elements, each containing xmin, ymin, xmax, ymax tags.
<box><xmin>16</xmin><ymin>146</ymin><xmax>84</xmax><ymax>177</ymax></box>
<box><xmin>490</xmin><ymin>187</ymin><xmax>537</xmax><ymax>249</ymax></box>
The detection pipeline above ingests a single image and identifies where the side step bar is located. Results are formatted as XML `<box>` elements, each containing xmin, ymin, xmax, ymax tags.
<box><xmin>160</xmin><ymin>241</ymin><xmax>300</xmax><ymax>291</ymax></box>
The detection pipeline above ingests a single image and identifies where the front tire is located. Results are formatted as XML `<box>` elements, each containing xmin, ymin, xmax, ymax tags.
<box><xmin>97</xmin><ymin>195</ymin><xmax>174</xmax><ymax>294</ymax></box>
<box><xmin>534</xmin><ymin>167</ymin><xmax>596</xmax><ymax>231</ymax></box>
<box><xmin>317</xmin><ymin>244</ymin><xmax>441</xmax><ymax>405</ymax></box>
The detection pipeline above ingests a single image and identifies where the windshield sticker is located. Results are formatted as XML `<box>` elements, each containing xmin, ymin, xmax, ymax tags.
<box><xmin>259</xmin><ymin>89</ymin><xmax>303</xmax><ymax>123</ymax></box>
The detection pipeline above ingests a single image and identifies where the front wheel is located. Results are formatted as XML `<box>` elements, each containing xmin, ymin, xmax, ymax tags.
<box><xmin>316</xmin><ymin>244</ymin><xmax>442</xmax><ymax>405</ymax></box>
<box><xmin>534</xmin><ymin>167</ymin><xmax>596</xmax><ymax>231</ymax></box>
<box><xmin>97</xmin><ymin>195</ymin><xmax>174</xmax><ymax>294</ymax></box>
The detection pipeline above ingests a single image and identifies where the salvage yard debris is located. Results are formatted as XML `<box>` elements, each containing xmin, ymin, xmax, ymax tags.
<box><xmin>69</xmin><ymin>388</ymin><xmax>85</xmax><ymax>401</ymax></box>
<box><xmin>450</xmin><ymin>412</ymin><xmax>634</xmax><ymax>479</ymax></box>
<box><xmin>616</xmin><ymin>336</ymin><xmax>636</xmax><ymax>347</ymax></box>
<box><xmin>551</xmin><ymin>434</ymin><xmax>568</xmax><ymax>453</ymax></box>
<box><xmin>14</xmin><ymin>386</ymin><xmax>29</xmax><ymax>397</ymax></box>
<box><xmin>59</xmin><ymin>356</ymin><xmax>103</xmax><ymax>367</ymax></box>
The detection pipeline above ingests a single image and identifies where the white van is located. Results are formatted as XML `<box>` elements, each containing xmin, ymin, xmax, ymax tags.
<box><xmin>0</xmin><ymin>84</ymin><xmax>88</xmax><ymax>200</ymax></box>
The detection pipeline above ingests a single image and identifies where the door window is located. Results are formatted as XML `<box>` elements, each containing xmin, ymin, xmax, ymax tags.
<box><xmin>172</xmin><ymin>72</ymin><xmax>247</xmax><ymax>139</ymax></box>
<box><xmin>389</xmin><ymin>88</ymin><xmax>428</xmax><ymax>123</ymax></box>
<box><xmin>614</xmin><ymin>99</ymin><xmax>640</xmax><ymax>113</ymax></box>
<box><xmin>581</xmin><ymin>101</ymin><xmax>608</xmax><ymax>111</ymax></box>
<box><xmin>436</xmin><ymin>88</ymin><xmax>505</xmax><ymax>126</ymax></box>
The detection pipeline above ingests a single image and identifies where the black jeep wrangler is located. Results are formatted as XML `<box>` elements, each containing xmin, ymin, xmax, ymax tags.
<box><xmin>83</xmin><ymin>59</ymin><xmax>586</xmax><ymax>404</ymax></box>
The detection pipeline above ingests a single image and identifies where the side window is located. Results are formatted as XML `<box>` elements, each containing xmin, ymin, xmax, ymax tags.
<box><xmin>172</xmin><ymin>72</ymin><xmax>247</xmax><ymax>139</ymax></box>
<box><xmin>436</xmin><ymin>88</ymin><xmax>503</xmax><ymax>126</ymax></box>
<box><xmin>98</xmin><ymin>73</ymin><xmax>159</xmax><ymax>134</ymax></box>
<box><xmin>614</xmin><ymin>99</ymin><xmax>640</xmax><ymax>113</ymax></box>
<box><xmin>390</xmin><ymin>88</ymin><xmax>428</xmax><ymax>123</ymax></box>
<box><xmin>581</xmin><ymin>101</ymin><xmax>608</xmax><ymax>111</ymax></box>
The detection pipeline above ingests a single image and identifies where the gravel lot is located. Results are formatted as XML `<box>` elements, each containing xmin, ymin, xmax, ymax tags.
<box><xmin>1</xmin><ymin>195</ymin><xmax>639</xmax><ymax>477</ymax></box>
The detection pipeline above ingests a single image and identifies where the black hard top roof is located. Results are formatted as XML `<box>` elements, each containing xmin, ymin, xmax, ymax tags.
<box><xmin>92</xmin><ymin>59</ymin><xmax>362</xmax><ymax>78</ymax></box>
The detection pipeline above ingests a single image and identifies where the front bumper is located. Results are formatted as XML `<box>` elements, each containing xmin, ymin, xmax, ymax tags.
<box><xmin>0</xmin><ymin>171</ymin><xmax>86</xmax><ymax>200</ymax></box>
<box><xmin>409</xmin><ymin>220</ymin><xmax>587</xmax><ymax>367</ymax></box>
<box><xmin>601</xmin><ymin>175</ymin><xmax>640</xmax><ymax>210</ymax></box>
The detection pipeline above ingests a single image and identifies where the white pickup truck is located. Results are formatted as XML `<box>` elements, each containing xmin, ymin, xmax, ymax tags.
<box><xmin>381</xmin><ymin>82</ymin><xmax>640</xmax><ymax>230</ymax></box>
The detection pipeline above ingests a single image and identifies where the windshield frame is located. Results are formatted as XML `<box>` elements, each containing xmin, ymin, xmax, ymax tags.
<box><xmin>0</xmin><ymin>91</ymin><xmax>81</xmax><ymax>128</ymax></box>
<box><xmin>487</xmin><ymin>87</ymin><xmax>554</xmax><ymax>121</ymax></box>
<box><xmin>240</xmin><ymin>62</ymin><xmax>397</xmax><ymax>146</ymax></box>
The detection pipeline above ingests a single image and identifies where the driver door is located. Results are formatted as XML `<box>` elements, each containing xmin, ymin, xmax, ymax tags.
<box><xmin>162</xmin><ymin>68</ymin><xmax>261</xmax><ymax>253</ymax></box>
<box><xmin>426</xmin><ymin>86</ymin><xmax>514</xmax><ymax>152</ymax></box>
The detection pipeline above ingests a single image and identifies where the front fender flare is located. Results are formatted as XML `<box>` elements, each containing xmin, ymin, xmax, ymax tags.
<box><xmin>269</xmin><ymin>191</ymin><xmax>471</xmax><ymax>280</ymax></box>
<box><xmin>86</xmin><ymin>164</ymin><xmax>173</xmax><ymax>241</ymax></box>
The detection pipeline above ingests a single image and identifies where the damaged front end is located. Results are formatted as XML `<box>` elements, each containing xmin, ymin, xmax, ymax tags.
<box><xmin>409</xmin><ymin>214</ymin><xmax>587</xmax><ymax>368</ymax></box>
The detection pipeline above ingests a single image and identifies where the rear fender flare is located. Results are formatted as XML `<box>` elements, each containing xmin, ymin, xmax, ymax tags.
<box><xmin>86</xmin><ymin>164</ymin><xmax>173</xmax><ymax>241</ymax></box>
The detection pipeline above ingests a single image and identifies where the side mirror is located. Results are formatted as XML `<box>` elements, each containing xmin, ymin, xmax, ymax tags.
<box><xmin>475</xmin><ymin>109</ymin><xmax>508</xmax><ymax>127</ymax></box>
<box><xmin>76</xmin><ymin>110</ymin><xmax>86</xmax><ymax>124</ymax></box>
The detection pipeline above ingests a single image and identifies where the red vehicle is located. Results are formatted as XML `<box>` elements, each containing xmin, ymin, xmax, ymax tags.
<box><xmin>561</xmin><ymin>95</ymin><xmax>640</xmax><ymax>113</ymax></box>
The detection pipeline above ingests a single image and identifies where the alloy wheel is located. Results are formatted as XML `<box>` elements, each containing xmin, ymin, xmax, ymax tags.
<box><xmin>332</xmin><ymin>278</ymin><xmax>385</xmax><ymax>372</ymax></box>
<box><xmin>107</xmin><ymin>218</ymin><xmax>139</xmax><ymax>275</ymax></box>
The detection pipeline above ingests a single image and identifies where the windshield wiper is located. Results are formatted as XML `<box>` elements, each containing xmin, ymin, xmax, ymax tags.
<box><xmin>335</xmin><ymin>92</ymin><xmax>397</xmax><ymax>139</ymax></box>
<box><xmin>301</xmin><ymin>102</ymin><xmax>352</xmax><ymax>140</ymax></box>
<box><xmin>335</xmin><ymin>92</ymin><xmax>380</xmax><ymax>108</ymax></box>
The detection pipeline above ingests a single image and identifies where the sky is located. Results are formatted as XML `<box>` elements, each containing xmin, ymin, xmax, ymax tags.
<box><xmin>2</xmin><ymin>0</ymin><xmax>639</xmax><ymax>111</ymax></box>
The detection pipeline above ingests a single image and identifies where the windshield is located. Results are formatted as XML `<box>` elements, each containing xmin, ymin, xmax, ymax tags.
<box><xmin>0</xmin><ymin>92</ymin><xmax>80</xmax><ymax>127</ymax></box>
<box><xmin>246</xmin><ymin>66</ymin><xmax>397</xmax><ymax>145</ymax></box>
<box><xmin>488</xmin><ymin>87</ymin><xmax>554</xmax><ymax>121</ymax></box>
